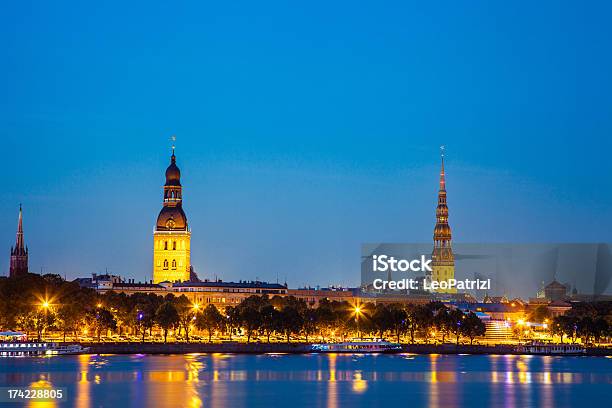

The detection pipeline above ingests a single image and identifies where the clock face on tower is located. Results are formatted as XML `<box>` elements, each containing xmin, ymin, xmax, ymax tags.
<box><xmin>166</xmin><ymin>218</ymin><xmax>176</xmax><ymax>229</ymax></box>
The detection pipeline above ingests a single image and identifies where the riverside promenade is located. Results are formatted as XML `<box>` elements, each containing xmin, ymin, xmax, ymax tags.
<box><xmin>80</xmin><ymin>342</ymin><xmax>612</xmax><ymax>356</ymax></box>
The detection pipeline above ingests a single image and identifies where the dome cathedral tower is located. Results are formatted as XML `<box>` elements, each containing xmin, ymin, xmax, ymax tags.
<box><xmin>153</xmin><ymin>146</ymin><xmax>191</xmax><ymax>283</ymax></box>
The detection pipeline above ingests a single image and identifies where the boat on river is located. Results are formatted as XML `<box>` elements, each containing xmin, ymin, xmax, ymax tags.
<box><xmin>515</xmin><ymin>341</ymin><xmax>586</xmax><ymax>355</ymax></box>
<box><xmin>310</xmin><ymin>341</ymin><xmax>402</xmax><ymax>353</ymax></box>
<box><xmin>0</xmin><ymin>342</ymin><xmax>90</xmax><ymax>357</ymax></box>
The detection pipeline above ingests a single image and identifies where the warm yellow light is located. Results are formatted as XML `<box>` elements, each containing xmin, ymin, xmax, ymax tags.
<box><xmin>544</xmin><ymin>318</ymin><xmax>549</xmax><ymax>323</ymax></box>
<box><xmin>42</xmin><ymin>301</ymin><xmax>50</xmax><ymax>309</ymax></box>
<box><xmin>543</xmin><ymin>323</ymin><xmax>548</xmax><ymax>329</ymax></box>
<box><xmin>193</xmin><ymin>303</ymin><xmax>200</xmax><ymax>311</ymax></box>
<box><xmin>83</xmin><ymin>329</ymin><xmax>88</xmax><ymax>335</ymax></box>
<box><xmin>517</xmin><ymin>319</ymin><xmax>525</xmax><ymax>325</ymax></box>
<box><xmin>96</xmin><ymin>303</ymin><xmax>102</xmax><ymax>308</ymax></box>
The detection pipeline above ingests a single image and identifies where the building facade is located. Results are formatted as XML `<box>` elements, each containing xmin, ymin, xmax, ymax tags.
<box><xmin>153</xmin><ymin>148</ymin><xmax>191</xmax><ymax>283</ymax></box>
<box><xmin>9</xmin><ymin>205</ymin><xmax>28</xmax><ymax>278</ymax></box>
<box><xmin>431</xmin><ymin>150</ymin><xmax>456</xmax><ymax>293</ymax></box>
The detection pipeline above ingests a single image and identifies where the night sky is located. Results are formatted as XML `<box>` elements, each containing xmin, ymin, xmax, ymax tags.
<box><xmin>2</xmin><ymin>1</ymin><xmax>611</xmax><ymax>292</ymax></box>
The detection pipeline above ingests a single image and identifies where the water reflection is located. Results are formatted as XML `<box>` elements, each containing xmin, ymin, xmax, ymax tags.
<box><xmin>27</xmin><ymin>379</ymin><xmax>57</xmax><ymax>408</ymax></box>
<box><xmin>75</xmin><ymin>354</ymin><xmax>90</xmax><ymax>408</ymax></box>
<box><xmin>0</xmin><ymin>354</ymin><xmax>609</xmax><ymax>408</ymax></box>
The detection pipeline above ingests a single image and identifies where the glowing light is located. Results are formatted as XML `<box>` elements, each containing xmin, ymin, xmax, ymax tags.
<box><xmin>42</xmin><ymin>301</ymin><xmax>50</xmax><ymax>309</ymax></box>
<box><xmin>96</xmin><ymin>303</ymin><xmax>102</xmax><ymax>308</ymax></box>
<box><xmin>192</xmin><ymin>303</ymin><xmax>200</xmax><ymax>311</ymax></box>
<box><xmin>517</xmin><ymin>319</ymin><xmax>525</xmax><ymax>326</ymax></box>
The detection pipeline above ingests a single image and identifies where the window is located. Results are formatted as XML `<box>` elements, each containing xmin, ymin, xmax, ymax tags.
<box><xmin>171</xmin><ymin>259</ymin><xmax>177</xmax><ymax>269</ymax></box>
<box><xmin>163</xmin><ymin>260</ymin><xmax>168</xmax><ymax>269</ymax></box>
<box><xmin>164</xmin><ymin>241</ymin><xmax>168</xmax><ymax>250</ymax></box>
<box><xmin>173</xmin><ymin>241</ymin><xmax>177</xmax><ymax>250</ymax></box>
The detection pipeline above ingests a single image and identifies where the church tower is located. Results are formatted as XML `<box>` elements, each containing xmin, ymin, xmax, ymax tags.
<box><xmin>153</xmin><ymin>146</ymin><xmax>191</xmax><ymax>283</ymax></box>
<box><xmin>431</xmin><ymin>147</ymin><xmax>456</xmax><ymax>293</ymax></box>
<box><xmin>10</xmin><ymin>205</ymin><xmax>29</xmax><ymax>278</ymax></box>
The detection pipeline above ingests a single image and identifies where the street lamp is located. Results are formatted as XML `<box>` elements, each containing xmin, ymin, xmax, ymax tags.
<box><xmin>353</xmin><ymin>304</ymin><xmax>362</xmax><ymax>339</ymax></box>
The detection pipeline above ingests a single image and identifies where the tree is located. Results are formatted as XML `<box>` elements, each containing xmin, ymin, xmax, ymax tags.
<box><xmin>278</xmin><ymin>306</ymin><xmax>303</xmax><ymax>343</ymax></box>
<box><xmin>225</xmin><ymin>306</ymin><xmax>241</xmax><ymax>340</ymax></box>
<box><xmin>315</xmin><ymin>300</ymin><xmax>335</xmax><ymax>341</ymax></box>
<box><xmin>155</xmin><ymin>301</ymin><xmax>179</xmax><ymax>343</ymax></box>
<box><xmin>239</xmin><ymin>304</ymin><xmax>262</xmax><ymax>343</ymax></box>
<box><xmin>174</xmin><ymin>295</ymin><xmax>196</xmax><ymax>342</ymax></box>
<box><xmin>260</xmin><ymin>304</ymin><xmax>281</xmax><ymax>343</ymax></box>
<box><xmin>433</xmin><ymin>307</ymin><xmax>452</xmax><ymax>343</ymax></box>
<box><xmin>87</xmin><ymin>308</ymin><xmax>117</xmax><ymax>342</ymax></box>
<box><xmin>371</xmin><ymin>304</ymin><xmax>393</xmax><ymax>340</ymax></box>
<box><xmin>551</xmin><ymin>315</ymin><xmax>578</xmax><ymax>343</ymax></box>
<box><xmin>387</xmin><ymin>304</ymin><xmax>408</xmax><ymax>343</ymax></box>
<box><xmin>302</xmin><ymin>308</ymin><xmax>319</xmax><ymax>342</ymax></box>
<box><xmin>461</xmin><ymin>312</ymin><xmax>486</xmax><ymax>344</ymax></box>
<box><xmin>57</xmin><ymin>303</ymin><xmax>82</xmax><ymax>342</ymax></box>
<box><xmin>448</xmin><ymin>309</ymin><xmax>466</xmax><ymax>345</ymax></box>
<box><xmin>405</xmin><ymin>304</ymin><xmax>433</xmax><ymax>343</ymax></box>
<box><xmin>196</xmin><ymin>304</ymin><xmax>224</xmax><ymax>342</ymax></box>
<box><xmin>528</xmin><ymin>305</ymin><xmax>552</xmax><ymax>324</ymax></box>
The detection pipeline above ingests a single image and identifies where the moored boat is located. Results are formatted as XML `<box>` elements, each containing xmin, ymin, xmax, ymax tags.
<box><xmin>0</xmin><ymin>342</ymin><xmax>90</xmax><ymax>357</ymax></box>
<box><xmin>515</xmin><ymin>341</ymin><xmax>586</xmax><ymax>355</ymax></box>
<box><xmin>310</xmin><ymin>341</ymin><xmax>402</xmax><ymax>353</ymax></box>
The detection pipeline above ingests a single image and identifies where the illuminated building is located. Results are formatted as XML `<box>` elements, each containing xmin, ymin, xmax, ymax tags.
<box><xmin>9</xmin><ymin>205</ymin><xmax>28</xmax><ymax>278</ymax></box>
<box><xmin>152</xmin><ymin>147</ymin><xmax>191</xmax><ymax>283</ymax></box>
<box><xmin>430</xmin><ymin>147</ymin><xmax>456</xmax><ymax>293</ymax></box>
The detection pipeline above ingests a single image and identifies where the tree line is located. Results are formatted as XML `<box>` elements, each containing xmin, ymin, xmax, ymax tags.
<box><xmin>0</xmin><ymin>273</ymin><xmax>487</xmax><ymax>343</ymax></box>
<box><xmin>549</xmin><ymin>302</ymin><xmax>611</xmax><ymax>344</ymax></box>
<box><xmin>2</xmin><ymin>273</ymin><xmax>610</xmax><ymax>345</ymax></box>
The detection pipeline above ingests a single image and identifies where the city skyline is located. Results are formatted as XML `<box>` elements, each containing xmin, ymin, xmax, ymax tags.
<box><xmin>3</xmin><ymin>142</ymin><xmax>611</xmax><ymax>295</ymax></box>
<box><xmin>2</xmin><ymin>2</ymin><xmax>612</xmax><ymax>288</ymax></box>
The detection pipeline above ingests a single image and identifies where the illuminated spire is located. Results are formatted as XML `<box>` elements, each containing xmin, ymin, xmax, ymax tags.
<box><xmin>16</xmin><ymin>204</ymin><xmax>24</xmax><ymax>250</ymax></box>
<box><xmin>433</xmin><ymin>147</ymin><xmax>452</xmax><ymax>253</ymax></box>
<box><xmin>10</xmin><ymin>204</ymin><xmax>28</xmax><ymax>277</ymax></box>
<box><xmin>439</xmin><ymin>145</ymin><xmax>446</xmax><ymax>192</ymax></box>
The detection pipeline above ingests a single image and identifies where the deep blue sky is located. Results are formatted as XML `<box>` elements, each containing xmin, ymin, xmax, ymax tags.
<box><xmin>1</xmin><ymin>1</ymin><xmax>611</xmax><ymax>289</ymax></box>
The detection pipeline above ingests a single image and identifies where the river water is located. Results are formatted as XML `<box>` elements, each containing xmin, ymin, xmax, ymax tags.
<box><xmin>1</xmin><ymin>353</ymin><xmax>610</xmax><ymax>407</ymax></box>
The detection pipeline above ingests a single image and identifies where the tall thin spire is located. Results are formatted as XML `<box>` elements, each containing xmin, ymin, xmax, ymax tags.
<box><xmin>16</xmin><ymin>204</ymin><xmax>24</xmax><ymax>250</ymax></box>
<box><xmin>430</xmin><ymin>146</ymin><xmax>455</xmax><ymax>293</ymax></box>
<box><xmin>433</xmin><ymin>146</ymin><xmax>452</xmax><ymax>250</ymax></box>
<box><xmin>439</xmin><ymin>145</ymin><xmax>446</xmax><ymax>192</ymax></box>
<box><xmin>10</xmin><ymin>204</ymin><xmax>28</xmax><ymax>277</ymax></box>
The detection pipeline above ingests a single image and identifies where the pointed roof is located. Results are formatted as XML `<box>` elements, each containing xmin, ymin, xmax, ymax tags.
<box><xmin>439</xmin><ymin>148</ymin><xmax>446</xmax><ymax>192</ymax></box>
<box><xmin>15</xmin><ymin>204</ymin><xmax>24</xmax><ymax>251</ymax></box>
